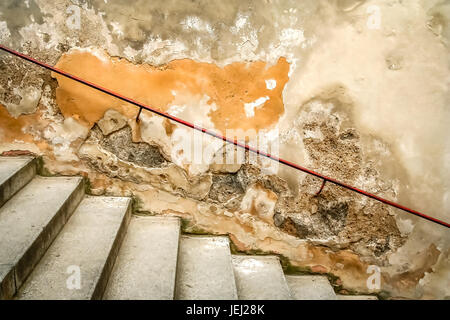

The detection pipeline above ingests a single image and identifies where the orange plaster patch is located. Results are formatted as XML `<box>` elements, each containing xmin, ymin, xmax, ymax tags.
<box><xmin>53</xmin><ymin>50</ymin><xmax>290</xmax><ymax>133</ymax></box>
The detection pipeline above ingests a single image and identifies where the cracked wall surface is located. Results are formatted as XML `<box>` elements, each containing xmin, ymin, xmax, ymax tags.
<box><xmin>0</xmin><ymin>0</ymin><xmax>449</xmax><ymax>299</ymax></box>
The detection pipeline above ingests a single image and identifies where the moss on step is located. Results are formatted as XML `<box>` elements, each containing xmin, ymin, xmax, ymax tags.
<box><xmin>376</xmin><ymin>290</ymin><xmax>391</xmax><ymax>300</ymax></box>
<box><xmin>229</xmin><ymin>242</ymin><xmax>273</xmax><ymax>256</ymax></box>
<box><xmin>36</xmin><ymin>157</ymin><xmax>53</xmax><ymax>177</ymax></box>
<box><xmin>131</xmin><ymin>195</ymin><xmax>143</xmax><ymax>213</ymax></box>
<box><xmin>129</xmin><ymin>195</ymin><xmax>155</xmax><ymax>216</ymax></box>
<box><xmin>180</xmin><ymin>218</ymin><xmax>191</xmax><ymax>232</ymax></box>
<box><xmin>83</xmin><ymin>176</ymin><xmax>92</xmax><ymax>195</ymax></box>
<box><xmin>278</xmin><ymin>255</ymin><xmax>313</xmax><ymax>275</ymax></box>
<box><xmin>337</xmin><ymin>287</ymin><xmax>386</xmax><ymax>300</ymax></box>
<box><xmin>277</xmin><ymin>254</ymin><xmax>347</xmax><ymax>294</ymax></box>
<box><xmin>180</xmin><ymin>218</ymin><xmax>217</xmax><ymax>235</ymax></box>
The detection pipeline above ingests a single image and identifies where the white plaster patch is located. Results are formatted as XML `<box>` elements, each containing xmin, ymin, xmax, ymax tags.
<box><xmin>4</xmin><ymin>85</ymin><xmax>43</xmax><ymax>118</ymax></box>
<box><xmin>44</xmin><ymin>117</ymin><xmax>89</xmax><ymax>161</ymax></box>
<box><xmin>122</xmin><ymin>45</ymin><xmax>139</xmax><ymax>60</ymax></box>
<box><xmin>396</xmin><ymin>218</ymin><xmax>415</xmax><ymax>236</ymax></box>
<box><xmin>110</xmin><ymin>21</ymin><xmax>124</xmax><ymax>39</ymax></box>
<box><xmin>303</xmin><ymin>127</ymin><xmax>324</xmax><ymax>140</ymax></box>
<box><xmin>167</xmin><ymin>104</ymin><xmax>186</xmax><ymax>116</ymax></box>
<box><xmin>244</xmin><ymin>96</ymin><xmax>270</xmax><ymax>118</ymax></box>
<box><xmin>287</xmin><ymin>58</ymin><xmax>299</xmax><ymax>78</ymax></box>
<box><xmin>241</xmin><ymin>184</ymin><xmax>277</xmax><ymax>222</ymax></box>
<box><xmin>231</xmin><ymin>13</ymin><xmax>250</xmax><ymax>34</ymax></box>
<box><xmin>280</xmin><ymin>28</ymin><xmax>305</xmax><ymax>46</ymax></box>
<box><xmin>139</xmin><ymin>112</ymin><xmax>172</xmax><ymax>158</ymax></box>
<box><xmin>181</xmin><ymin>16</ymin><xmax>214</xmax><ymax>34</ymax></box>
<box><xmin>238</xmin><ymin>28</ymin><xmax>259</xmax><ymax>58</ymax></box>
<box><xmin>141</xmin><ymin>93</ymin><xmax>222</xmax><ymax>175</ymax></box>
<box><xmin>39</xmin><ymin>85</ymin><xmax>62</xmax><ymax>121</ymax></box>
<box><xmin>0</xmin><ymin>21</ymin><xmax>11</xmax><ymax>43</ymax></box>
<box><xmin>265</xmin><ymin>79</ymin><xmax>277</xmax><ymax>90</ymax></box>
<box><xmin>169</xmin><ymin>94</ymin><xmax>217</xmax><ymax>129</ymax></box>
<box><xmin>70</xmin><ymin>47</ymin><xmax>110</xmax><ymax>64</ymax></box>
<box><xmin>141</xmin><ymin>36</ymin><xmax>189</xmax><ymax>65</ymax></box>
<box><xmin>171</xmin><ymin>125</ymin><xmax>223</xmax><ymax>176</ymax></box>
<box><xmin>46</xmin><ymin>117</ymin><xmax>89</xmax><ymax>142</ymax></box>
<box><xmin>259</xmin><ymin>127</ymin><xmax>280</xmax><ymax>144</ymax></box>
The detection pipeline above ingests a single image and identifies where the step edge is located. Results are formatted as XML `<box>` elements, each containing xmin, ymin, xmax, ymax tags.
<box><xmin>285</xmin><ymin>274</ymin><xmax>337</xmax><ymax>300</ymax></box>
<box><xmin>231</xmin><ymin>254</ymin><xmax>281</xmax><ymax>261</ymax></box>
<box><xmin>16</xmin><ymin>195</ymin><xmax>130</xmax><ymax>300</ymax></box>
<box><xmin>175</xmin><ymin>234</ymin><xmax>238</xmax><ymax>300</ymax></box>
<box><xmin>132</xmin><ymin>215</ymin><xmax>182</xmax><ymax>223</ymax></box>
<box><xmin>6</xmin><ymin>177</ymin><xmax>85</xmax><ymax>299</ymax></box>
<box><xmin>231</xmin><ymin>254</ymin><xmax>293</xmax><ymax>300</ymax></box>
<box><xmin>92</xmin><ymin>198</ymin><xmax>132</xmax><ymax>300</ymax></box>
<box><xmin>171</xmin><ymin>217</ymin><xmax>181</xmax><ymax>300</ymax></box>
<box><xmin>0</xmin><ymin>157</ymin><xmax>37</xmax><ymax>208</ymax></box>
<box><xmin>103</xmin><ymin>213</ymin><xmax>181</xmax><ymax>300</ymax></box>
<box><xmin>181</xmin><ymin>234</ymin><xmax>230</xmax><ymax>241</ymax></box>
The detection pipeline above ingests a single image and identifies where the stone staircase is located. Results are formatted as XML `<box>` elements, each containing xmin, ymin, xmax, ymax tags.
<box><xmin>0</xmin><ymin>156</ymin><xmax>377</xmax><ymax>300</ymax></box>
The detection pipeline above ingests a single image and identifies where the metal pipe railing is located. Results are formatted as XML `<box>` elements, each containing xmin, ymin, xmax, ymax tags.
<box><xmin>0</xmin><ymin>44</ymin><xmax>448</xmax><ymax>229</ymax></box>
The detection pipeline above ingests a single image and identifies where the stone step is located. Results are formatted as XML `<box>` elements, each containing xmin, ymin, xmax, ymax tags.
<box><xmin>231</xmin><ymin>255</ymin><xmax>292</xmax><ymax>300</ymax></box>
<box><xmin>285</xmin><ymin>275</ymin><xmax>337</xmax><ymax>300</ymax></box>
<box><xmin>104</xmin><ymin>216</ymin><xmax>180</xmax><ymax>300</ymax></box>
<box><xmin>0</xmin><ymin>156</ymin><xmax>36</xmax><ymax>208</ymax></box>
<box><xmin>16</xmin><ymin>196</ymin><xmax>131</xmax><ymax>300</ymax></box>
<box><xmin>337</xmin><ymin>295</ymin><xmax>379</xmax><ymax>300</ymax></box>
<box><xmin>0</xmin><ymin>176</ymin><xmax>84</xmax><ymax>299</ymax></box>
<box><xmin>175</xmin><ymin>235</ymin><xmax>238</xmax><ymax>300</ymax></box>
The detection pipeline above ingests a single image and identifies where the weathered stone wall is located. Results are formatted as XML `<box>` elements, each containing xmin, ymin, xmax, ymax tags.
<box><xmin>0</xmin><ymin>0</ymin><xmax>449</xmax><ymax>299</ymax></box>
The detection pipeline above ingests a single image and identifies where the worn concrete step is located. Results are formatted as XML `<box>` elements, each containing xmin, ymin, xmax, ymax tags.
<box><xmin>0</xmin><ymin>176</ymin><xmax>84</xmax><ymax>299</ymax></box>
<box><xmin>0</xmin><ymin>156</ymin><xmax>36</xmax><ymax>208</ymax></box>
<box><xmin>286</xmin><ymin>275</ymin><xmax>337</xmax><ymax>300</ymax></box>
<box><xmin>232</xmin><ymin>255</ymin><xmax>292</xmax><ymax>300</ymax></box>
<box><xmin>337</xmin><ymin>295</ymin><xmax>378</xmax><ymax>300</ymax></box>
<box><xmin>175</xmin><ymin>235</ymin><xmax>238</xmax><ymax>300</ymax></box>
<box><xmin>16</xmin><ymin>196</ymin><xmax>131</xmax><ymax>300</ymax></box>
<box><xmin>104</xmin><ymin>216</ymin><xmax>180</xmax><ymax>300</ymax></box>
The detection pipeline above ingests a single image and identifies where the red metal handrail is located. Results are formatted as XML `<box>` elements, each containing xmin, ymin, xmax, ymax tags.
<box><xmin>0</xmin><ymin>44</ymin><xmax>448</xmax><ymax>229</ymax></box>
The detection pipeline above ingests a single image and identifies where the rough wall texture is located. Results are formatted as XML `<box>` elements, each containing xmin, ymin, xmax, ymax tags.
<box><xmin>0</xmin><ymin>0</ymin><xmax>449</xmax><ymax>299</ymax></box>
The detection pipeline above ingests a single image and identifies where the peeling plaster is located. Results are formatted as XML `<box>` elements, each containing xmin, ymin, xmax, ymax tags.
<box><xmin>0</xmin><ymin>0</ymin><xmax>449</xmax><ymax>299</ymax></box>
